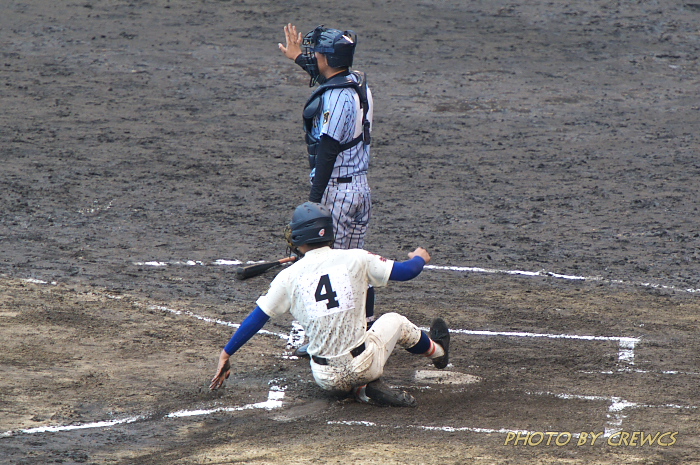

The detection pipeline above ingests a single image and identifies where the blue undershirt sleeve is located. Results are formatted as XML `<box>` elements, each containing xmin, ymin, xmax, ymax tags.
<box><xmin>389</xmin><ymin>256</ymin><xmax>426</xmax><ymax>281</ymax></box>
<box><xmin>223</xmin><ymin>306</ymin><xmax>271</xmax><ymax>355</ymax></box>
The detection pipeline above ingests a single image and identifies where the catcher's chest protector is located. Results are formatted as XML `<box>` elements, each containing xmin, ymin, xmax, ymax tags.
<box><xmin>302</xmin><ymin>71</ymin><xmax>371</xmax><ymax>160</ymax></box>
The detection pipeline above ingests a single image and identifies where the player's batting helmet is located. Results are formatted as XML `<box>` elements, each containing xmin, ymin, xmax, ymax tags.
<box><xmin>284</xmin><ymin>202</ymin><xmax>335</xmax><ymax>248</ymax></box>
<box><xmin>302</xmin><ymin>25</ymin><xmax>357</xmax><ymax>85</ymax></box>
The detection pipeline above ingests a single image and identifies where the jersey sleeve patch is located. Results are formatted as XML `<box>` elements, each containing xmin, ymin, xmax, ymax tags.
<box><xmin>365</xmin><ymin>251</ymin><xmax>394</xmax><ymax>287</ymax></box>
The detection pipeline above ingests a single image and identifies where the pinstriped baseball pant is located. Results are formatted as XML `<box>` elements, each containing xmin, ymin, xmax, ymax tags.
<box><xmin>322</xmin><ymin>178</ymin><xmax>371</xmax><ymax>250</ymax></box>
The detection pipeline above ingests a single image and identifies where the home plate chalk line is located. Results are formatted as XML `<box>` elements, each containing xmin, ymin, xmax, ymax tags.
<box><xmin>2</xmin><ymin>300</ymin><xmax>695</xmax><ymax>441</ymax></box>
<box><xmin>4</xmin><ymin>387</ymin><xmax>695</xmax><ymax>439</ymax></box>
<box><xmin>5</xmin><ymin>266</ymin><xmax>694</xmax><ymax>440</ymax></box>
<box><xmin>4</xmin><ymin>301</ymin><xmax>688</xmax><ymax>441</ymax></box>
<box><xmin>131</xmin><ymin>258</ymin><xmax>700</xmax><ymax>295</ymax></box>
<box><xmin>148</xmin><ymin>304</ymin><xmax>641</xmax><ymax>368</ymax></box>
<box><xmin>329</xmin><ymin>388</ymin><xmax>698</xmax><ymax>437</ymax></box>
<box><xmin>0</xmin><ymin>386</ymin><xmax>287</xmax><ymax>439</ymax></box>
<box><xmin>149</xmin><ymin>302</ymin><xmax>641</xmax><ymax>366</ymax></box>
<box><xmin>3</xmin><ymin>357</ymin><xmax>695</xmax><ymax>440</ymax></box>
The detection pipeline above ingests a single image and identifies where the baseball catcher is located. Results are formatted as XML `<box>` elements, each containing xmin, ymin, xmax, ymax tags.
<box><xmin>279</xmin><ymin>23</ymin><xmax>373</xmax><ymax>251</ymax></box>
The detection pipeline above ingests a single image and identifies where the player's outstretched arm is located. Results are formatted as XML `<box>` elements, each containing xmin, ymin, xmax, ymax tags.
<box><xmin>209</xmin><ymin>306</ymin><xmax>270</xmax><ymax>390</ymax></box>
<box><xmin>389</xmin><ymin>247</ymin><xmax>431</xmax><ymax>281</ymax></box>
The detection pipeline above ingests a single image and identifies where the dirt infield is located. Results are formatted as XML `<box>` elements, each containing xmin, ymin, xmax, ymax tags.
<box><xmin>1</xmin><ymin>0</ymin><xmax>700</xmax><ymax>464</ymax></box>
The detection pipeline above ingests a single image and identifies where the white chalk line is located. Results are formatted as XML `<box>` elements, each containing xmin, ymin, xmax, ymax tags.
<box><xmin>13</xmin><ymin>278</ymin><xmax>645</xmax><ymax>370</ymax></box>
<box><xmin>329</xmin><ymin>391</ymin><xmax>696</xmax><ymax>437</ymax></box>
<box><xmin>4</xmin><ymin>378</ymin><xmax>692</xmax><ymax>440</ymax></box>
<box><xmin>18</xmin><ymin>272</ymin><xmax>667</xmax><ymax>372</ymax></box>
<box><xmin>433</xmin><ymin>328</ymin><xmax>639</xmax><ymax>364</ymax></box>
<box><xmin>127</xmin><ymin>284</ymin><xmax>697</xmax><ymax>377</ymax></box>
<box><xmin>148</xmin><ymin>304</ymin><xmax>289</xmax><ymax>340</ymax></box>
<box><xmin>19</xmin><ymin>279</ymin><xmax>699</xmax><ymax>376</ymax></box>
<box><xmin>20</xmin><ymin>278</ymin><xmax>58</xmax><ymax>285</ymax></box>
<box><xmin>426</xmin><ymin>264</ymin><xmax>700</xmax><ymax>294</ymax></box>
<box><xmin>167</xmin><ymin>387</ymin><xmax>285</xmax><ymax>419</ymax></box>
<box><xmin>151</xmin><ymin>302</ymin><xmax>639</xmax><ymax>366</ymax></box>
<box><xmin>0</xmin><ymin>416</ymin><xmax>145</xmax><ymax>437</ymax></box>
<box><xmin>0</xmin><ymin>385</ymin><xmax>286</xmax><ymax>439</ymax></box>
<box><xmin>148</xmin><ymin>306</ymin><xmax>651</xmax><ymax>371</ymax></box>
<box><xmin>130</xmin><ymin>259</ymin><xmax>700</xmax><ymax>295</ymax></box>
<box><xmin>150</xmin><ymin>299</ymin><xmax>641</xmax><ymax>365</ymax></box>
<box><xmin>582</xmin><ymin>368</ymin><xmax>700</xmax><ymax>376</ymax></box>
<box><xmin>528</xmin><ymin>391</ymin><xmax>696</xmax><ymax>435</ymax></box>
<box><xmin>5</xmin><ymin>276</ymin><xmax>689</xmax><ymax>439</ymax></box>
<box><xmin>327</xmin><ymin>420</ymin><xmax>524</xmax><ymax>435</ymax></box>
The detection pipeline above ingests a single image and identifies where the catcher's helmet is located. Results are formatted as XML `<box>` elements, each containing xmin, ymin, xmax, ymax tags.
<box><xmin>284</xmin><ymin>202</ymin><xmax>335</xmax><ymax>248</ymax></box>
<box><xmin>302</xmin><ymin>26</ymin><xmax>357</xmax><ymax>85</ymax></box>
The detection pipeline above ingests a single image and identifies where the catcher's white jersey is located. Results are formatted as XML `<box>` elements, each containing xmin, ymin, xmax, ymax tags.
<box><xmin>257</xmin><ymin>247</ymin><xmax>393</xmax><ymax>358</ymax></box>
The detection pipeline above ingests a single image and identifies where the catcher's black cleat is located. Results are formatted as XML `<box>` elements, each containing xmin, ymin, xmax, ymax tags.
<box><xmin>293</xmin><ymin>343</ymin><xmax>310</xmax><ymax>358</ymax></box>
<box><xmin>429</xmin><ymin>317</ymin><xmax>450</xmax><ymax>369</ymax></box>
<box><xmin>358</xmin><ymin>378</ymin><xmax>417</xmax><ymax>407</ymax></box>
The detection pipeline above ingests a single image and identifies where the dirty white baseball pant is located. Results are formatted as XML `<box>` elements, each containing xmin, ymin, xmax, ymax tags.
<box><xmin>310</xmin><ymin>312</ymin><xmax>423</xmax><ymax>394</ymax></box>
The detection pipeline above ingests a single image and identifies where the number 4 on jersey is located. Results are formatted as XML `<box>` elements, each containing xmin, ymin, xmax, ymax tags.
<box><xmin>315</xmin><ymin>274</ymin><xmax>340</xmax><ymax>309</ymax></box>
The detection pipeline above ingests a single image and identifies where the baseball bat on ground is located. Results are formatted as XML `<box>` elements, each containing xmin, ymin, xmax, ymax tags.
<box><xmin>234</xmin><ymin>256</ymin><xmax>296</xmax><ymax>280</ymax></box>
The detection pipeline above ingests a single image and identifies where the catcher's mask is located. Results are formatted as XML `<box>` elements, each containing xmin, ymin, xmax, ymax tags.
<box><xmin>284</xmin><ymin>202</ymin><xmax>334</xmax><ymax>255</ymax></box>
<box><xmin>302</xmin><ymin>25</ymin><xmax>357</xmax><ymax>86</ymax></box>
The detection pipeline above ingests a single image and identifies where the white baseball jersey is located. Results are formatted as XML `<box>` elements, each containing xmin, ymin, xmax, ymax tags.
<box><xmin>256</xmin><ymin>247</ymin><xmax>393</xmax><ymax>357</ymax></box>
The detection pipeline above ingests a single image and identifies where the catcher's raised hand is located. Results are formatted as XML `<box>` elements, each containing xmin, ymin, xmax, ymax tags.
<box><xmin>209</xmin><ymin>352</ymin><xmax>232</xmax><ymax>390</ymax></box>
<box><xmin>279</xmin><ymin>23</ymin><xmax>303</xmax><ymax>60</ymax></box>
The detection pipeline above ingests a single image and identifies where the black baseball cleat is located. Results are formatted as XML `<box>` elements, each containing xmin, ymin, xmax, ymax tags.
<box><xmin>361</xmin><ymin>378</ymin><xmax>417</xmax><ymax>407</ymax></box>
<box><xmin>429</xmin><ymin>317</ymin><xmax>450</xmax><ymax>369</ymax></box>
<box><xmin>293</xmin><ymin>343</ymin><xmax>310</xmax><ymax>358</ymax></box>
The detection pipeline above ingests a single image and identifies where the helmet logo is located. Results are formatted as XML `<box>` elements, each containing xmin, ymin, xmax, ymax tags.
<box><xmin>342</xmin><ymin>34</ymin><xmax>354</xmax><ymax>43</ymax></box>
<box><xmin>319</xmin><ymin>229</ymin><xmax>326</xmax><ymax>237</ymax></box>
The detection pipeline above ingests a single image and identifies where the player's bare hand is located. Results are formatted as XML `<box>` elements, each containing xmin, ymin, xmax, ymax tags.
<box><xmin>278</xmin><ymin>23</ymin><xmax>303</xmax><ymax>60</ymax></box>
<box><xmin>408</xmin><ymin>247</ymin><xmax>431</xmax><ymax>264</ymax></box>
<box><xmin>209</xmin><ymin>352</ymin><xmax>232</xmax><ymax>390</ymax></box>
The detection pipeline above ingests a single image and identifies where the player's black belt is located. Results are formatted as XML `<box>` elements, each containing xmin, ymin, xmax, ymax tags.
<box><xmin>311</xmin><ymin>343</ymin><xmax>366</xmax><ymax>366</ymax></box>
<box><xmin>336</xmin><ymin>176</ymin><xmax>352</xmax><ymax>183</ymax></box>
